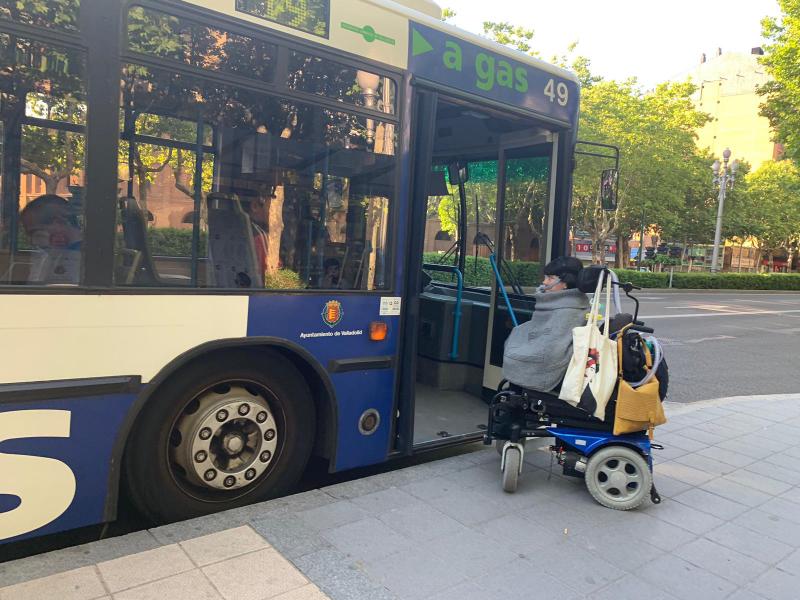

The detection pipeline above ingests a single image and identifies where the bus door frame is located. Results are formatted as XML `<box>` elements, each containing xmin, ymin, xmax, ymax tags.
<box><xmin>481</xmin><ymin>133</ymin><xmax>560</xmax><ymax>392</ymax></box>
<box><xmin>397</xmin><ymin>80</ymin><xmax>576</xmax><ymax>456</ymax></box>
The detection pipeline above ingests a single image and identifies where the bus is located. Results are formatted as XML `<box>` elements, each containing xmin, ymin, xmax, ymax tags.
<box><xmin>0</xmin><ymin>0</ymin><xmax>583</xmax><ymax>544</ymax></box>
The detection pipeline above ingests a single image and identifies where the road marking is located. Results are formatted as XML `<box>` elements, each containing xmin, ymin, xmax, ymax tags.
<box><xmin>644</xmin><ymin>309</ymin><xmax>800</xmax><ymax>319</ymax></box>
<box><xmin>684</xmin><ymin>335</ymin><xmax>737</xmax><ymax>344</ymax></box>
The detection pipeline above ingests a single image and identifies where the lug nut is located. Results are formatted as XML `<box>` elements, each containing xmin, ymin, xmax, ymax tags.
<box><xmin>245</xmin><ymin>468</ymin><xmax>257</xmax><ymax>481</ymax></box>
<box><xmin>256</xmin><ymin>411</ymin><xmax>268</xmax><ymax>423</ymax></box>
<box><xmin>199</xmin><ymin>428</ymin><xmax>212</xmax><ymax>440</ymax></box>
<box><xmin>204</xmin><ymin>469</ymin><xmax>217</xmax><ymax>481</ymax></box>
<box><xmin>264</xmin><ymin>429</ymin><xmax>276</xmax><ymax>441</ymax></box>
<box><xmin>260</xmin><ymin>450</ymin><xmax>272</xmax><ymax>462</ymax></box>
<box><xmin>223</xmin><ymin>476</ymin><xmax>236</xmax><ymax>488</ymax></box>
<box><xmin>194</xmin><ymin>451</ymin><xmax>208</xmax><ymax>463</ymax></box>
<box><xmin>238</xmin><ymin>404</ymin><xmax>250</xmax><ymax>416</ymax></box>
<box><xmin>216</xmin><ymin>409</ymin><xmax>229</xmax><ymax>422</ymax></box>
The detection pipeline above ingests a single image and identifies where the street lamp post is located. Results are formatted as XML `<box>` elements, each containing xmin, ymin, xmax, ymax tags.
<box><xmin>710</xmin><ymin>148</ymin><xmax>738</xmax><ymax>273</ymax></box>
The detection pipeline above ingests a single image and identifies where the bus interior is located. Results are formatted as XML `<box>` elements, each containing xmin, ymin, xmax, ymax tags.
<box><xmin>410</xmin><ymin>93</ymin><xmax>557</xmax><ymax>447</ymax></box>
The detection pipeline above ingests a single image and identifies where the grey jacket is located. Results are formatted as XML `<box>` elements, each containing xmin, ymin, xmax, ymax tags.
<box><xmin>502</xmin><ymin>288</ymin><xmax>591</xmax><ymax>392</ymax></box>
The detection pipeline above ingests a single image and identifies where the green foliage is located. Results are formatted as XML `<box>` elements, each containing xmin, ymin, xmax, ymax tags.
<box><xmin>758</xmin><ymin>0</ymin><xmax>800</xmax><ymax>161</ymax></box>
<box><xmin>481</xmin><ymin>22</ymin><xmax>538</xmax><ymax>57</ymax></box>
<box><xmin>264</xmin><ymin>268</ymin><xmax>303</xmax><ymax>289</ymax></box>
<box><xmin>0</xmin><ymin>0</ymin><xmax>80</xmax><ymax>31</ymax></box>
<box><xmin>573</xmin><ymin>80</ymin><xmax>713</xmax><ymax>264</ymax></box>
<box><xmin>729</xmin><ymin>160</ymin><xmax>800</xmax><ymax>260</ymax></box>
<box><xmin>422</xmin><ymin>252</ymin><xmax>540</xmax><ymax>288</ymax></box>
<box><xmin>612</xmin><ymin>269</ymin><xmax>800</xmax><ymax>290</ymax></box>
<box><xmin>147</xmin><ymin>228</ymin><xmax>207</xmax><ymax>256</ymax></box>
<box><xmin>441</xmin><ymin>7</ymin><xmax>456</xmax><ymax>21</ymax></box>
<box><xmin>612</xmin><ymin>269</ymin><xmax>670</xmax><ymax>288</ymax></box>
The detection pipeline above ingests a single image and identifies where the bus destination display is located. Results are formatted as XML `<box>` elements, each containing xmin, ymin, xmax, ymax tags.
<box><xmin>408</xmin><ymin>22</ymin><xmax>578</xmax><ymax>124</ymax></box>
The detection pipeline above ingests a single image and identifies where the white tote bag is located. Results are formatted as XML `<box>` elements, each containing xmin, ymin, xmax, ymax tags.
<box><xmin>558</xmin><ymin>270</ymin><xmax>618</xmax><ymax>420</ymax></box>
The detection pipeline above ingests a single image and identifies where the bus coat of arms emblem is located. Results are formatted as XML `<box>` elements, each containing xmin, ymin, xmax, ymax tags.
<box><xmin>322</xmin><ymin>300</ymin><xmax>343</xmax><ymax>328</ymax></box>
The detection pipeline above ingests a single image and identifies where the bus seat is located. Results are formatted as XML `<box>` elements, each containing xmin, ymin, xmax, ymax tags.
<box><xmin>206</xmin><ymin>193</ymin><xmax>262</xmax><ymax>288</ymax></box>
<box><xmin>119</xmin><ymin>196</ymin><xmax>161</xmax><ymax>286</ymax></box>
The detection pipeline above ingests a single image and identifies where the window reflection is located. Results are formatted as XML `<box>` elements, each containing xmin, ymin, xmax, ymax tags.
<box><xmin>0</xmin><ymin>35</ymin><xmax>86</xmax><ymax>285</ymax></box>
<box><xmin>0</xmin><ymin>0</ymin><xmax>80</xmax><ymax>32</ymax></box>
<box><xmin>117</xmin><ymin>63</ymin><xmax>395</xmax><ymax>290</ymax></box>
<box><xmin>127</xmin><ymin>6</ymin><xmax>277</xmax><ymax>83</ymax></box>
<box><xmin>288</xmin><ymin>52</ymin><xmax>396</xmax><ymax>115</ymax></box>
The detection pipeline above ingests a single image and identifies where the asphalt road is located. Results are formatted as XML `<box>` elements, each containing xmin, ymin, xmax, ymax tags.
<box><xmin>616</xmin><ymin>290</ymin><xmax>800</xmax><ymax>402</ymax></box>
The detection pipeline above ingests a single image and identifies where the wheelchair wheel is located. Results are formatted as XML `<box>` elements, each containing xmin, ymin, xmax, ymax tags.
<box><xmin>502</xmin><ymin>447</ymin><xmax>521</xmax><ymax>493</ymax></box>
<box><xmin>585</xmin><ymin>446</ymin><xmax>652</xmax><ymax>510</ymax></box>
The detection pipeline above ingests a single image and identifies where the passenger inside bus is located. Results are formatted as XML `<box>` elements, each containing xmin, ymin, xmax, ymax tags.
<box><xmin>20</xmin><ymin>194</ymin><xmax>82</xmax><ymax>285</ymax></box>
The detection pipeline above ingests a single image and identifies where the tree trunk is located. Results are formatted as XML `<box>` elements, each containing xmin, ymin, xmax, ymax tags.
<box><xmin>45</xmin><ymin>176</ymin><xmax>60</xmax><ymax>195</ymax></box>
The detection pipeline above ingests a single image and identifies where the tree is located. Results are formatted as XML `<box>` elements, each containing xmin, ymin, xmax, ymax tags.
<box><xmin>758</xmin><ymin>0</ymin><xmax>800</xmax><ymax>161</ymax></box>
<box><xmin>735</xmin><ymin>160</ymin><xmax>800</xmax><ymax>270</ymax></box>
<box><xmin>482</xmin><ymin>22</ymin><xmax>538</xmax><ymax>57</ymax></box>
<box><xmin>441</xmin><ymin>7</ymin><xmax>456</xmax><ymax>21</ymax></box>
<box><xmin>571</xmin><ymin>79</ymin><xmax>712</xmax><ymax>265</ymax></box>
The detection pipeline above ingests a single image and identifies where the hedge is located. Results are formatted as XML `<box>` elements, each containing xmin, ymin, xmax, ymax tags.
<box><xmin>613</xmin><ymin>269</ymin><xmax>800</xmax><ymax>291</ymax></box>
<box><xmin>422</xmin><ymin>252</ymin><xmax>541</xmax><ymax>287</ymax></box>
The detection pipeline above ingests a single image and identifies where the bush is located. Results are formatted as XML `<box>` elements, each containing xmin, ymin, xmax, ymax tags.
<box><xmin>612</xmin><ymin>269</ymin><xmax>800</xmax><ymax>290</ymax></box>
<box><xmin>264</xmin><ymin>268</ymin><xmax>303</xmax><ymax>289</ymax></box>
<box><xmin>672</xmin><ymin>272</ymin><xmax>800</xmax><ymax>290</ymax></box>
<box><xmin>422</xmin><ymin>252</ymin><xmax>541</xmax><ymax>288</ymax></box>
<box><xmin>611</xmin><ymin>269</ymin><xmax>670</xmax><ymax>288</ymax></box>
<box><xmin>148</xmin><ymin>228</ymin><xmax>200</xmax><ymax>256</ymax></box>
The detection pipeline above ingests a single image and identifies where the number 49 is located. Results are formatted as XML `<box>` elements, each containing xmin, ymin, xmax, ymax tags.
<box><xmin>544</xmin><ymin>79</ymin><xmax>569</xmax><ymax>106</ymax></box>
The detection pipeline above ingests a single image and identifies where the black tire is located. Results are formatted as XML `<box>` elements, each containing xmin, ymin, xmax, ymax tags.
<box><xmin>123</xmin><ymin>349</ymin><xmax>315</xmax><ymax>523</ymax></box>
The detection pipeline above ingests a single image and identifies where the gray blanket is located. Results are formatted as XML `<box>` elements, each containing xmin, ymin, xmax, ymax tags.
<box><xmin>502</xmin><ymin>288</ymin><xmax>591</xmax><ymax>392</ymax></box>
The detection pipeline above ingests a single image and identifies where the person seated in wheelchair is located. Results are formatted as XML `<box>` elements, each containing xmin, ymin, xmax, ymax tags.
<box><xmin>502</xmin><ymin>256</ymin><xmax>590</xmax><ymax>394</ymax></box>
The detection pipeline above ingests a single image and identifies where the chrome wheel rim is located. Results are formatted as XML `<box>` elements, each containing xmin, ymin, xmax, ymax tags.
<box><xmin>171</xmin><ymin>384</ymin><xmax>278</xmax><ymax>492</ymax></box>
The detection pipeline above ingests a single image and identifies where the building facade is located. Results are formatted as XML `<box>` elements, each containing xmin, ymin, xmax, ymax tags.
<box><xmin>685</xmin><ymin>48</ymin><xmax>779</xmax><ymax>169</ymax></box>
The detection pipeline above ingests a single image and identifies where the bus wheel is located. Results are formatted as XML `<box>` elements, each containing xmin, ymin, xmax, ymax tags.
<box><xmin>123</xmin><ymin>349</ymin><xmax>315</xmax><ymax>523</ymax></box>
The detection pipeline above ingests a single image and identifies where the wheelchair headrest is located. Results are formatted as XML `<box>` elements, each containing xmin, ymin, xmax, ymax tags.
<box><xmin>576</xmin><ymin>264</ymin><xmax>608</xmax><ymax>293</ymax></box>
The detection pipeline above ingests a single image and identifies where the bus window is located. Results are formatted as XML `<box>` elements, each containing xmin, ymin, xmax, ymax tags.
<box><xmin>287</xmin><ymin>52</ymin><xmax>396</xmax><ymax>115</ymax></box>
<box><xmin>116</xmin><ymin>62</ymin><xmax>396</xmax><ymax>290</ymax></box>
<box><xmin>0</xmin><ymin>0</ymin><xmax>80</xmax><ymax>33</ymax></box>
<box><xmin>0</xmin><ymin>34</ymin><xmax>86</xmax><ymax>286</ymax></box>
<box><xmin>126</xmin><ymin>6</ymin><xmax>278</xmax><ymax>84</ymax></box>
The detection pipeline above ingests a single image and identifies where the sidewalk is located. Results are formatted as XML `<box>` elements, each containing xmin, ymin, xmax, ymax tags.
<box><xmin>2</xmin><ymin>394</ymin><xmax>800</xmax><ymax>600</ymax></box>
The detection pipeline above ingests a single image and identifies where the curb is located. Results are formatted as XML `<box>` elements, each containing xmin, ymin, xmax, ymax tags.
<box><xmin>621</xmin><ymin>288</ymin><xmax>800</xmax><ymax>294</ymax></box>
<box><xmin>664</xmin><ymin>393</ymin><xmax>800</xmax><ymax>416</ymax></box>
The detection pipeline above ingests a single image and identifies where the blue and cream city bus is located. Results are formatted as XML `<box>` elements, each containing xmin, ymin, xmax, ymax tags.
<box><xmin>0</xmin><ymin>0</ymin><xmax>582</xmax><ymax>544</ymax></box>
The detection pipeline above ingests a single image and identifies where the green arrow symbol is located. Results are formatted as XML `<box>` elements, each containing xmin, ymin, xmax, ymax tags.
<box><xmin>412</xmin><ymin>28</ymin><xmax>434</xmax><ymax>56</ymax></box>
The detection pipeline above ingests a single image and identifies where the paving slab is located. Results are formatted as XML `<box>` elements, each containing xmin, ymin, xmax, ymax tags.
<box><xmin>3</xmin><ymin>393</ymin><xmax>800</xmax><ymax>600</ymax></box>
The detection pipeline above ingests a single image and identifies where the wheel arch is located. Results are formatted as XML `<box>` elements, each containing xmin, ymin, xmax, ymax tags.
<box><xmin>104</xmin><ymin>337</ymin><xmax>338</xmax><ymax>521</ymax></box>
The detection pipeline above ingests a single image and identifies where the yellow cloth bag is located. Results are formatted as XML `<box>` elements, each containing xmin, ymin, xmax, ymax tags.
<box><xmin>613</xmin><ymin>330</ymin><xmax>667</xmax><ymax>439</ymax></box>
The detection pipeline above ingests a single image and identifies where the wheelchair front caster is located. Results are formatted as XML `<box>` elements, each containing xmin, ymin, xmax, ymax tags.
<box><xmin>500</xmin><ymin>444</ymin><xmax>523</xmax><ymax>493</ymax></box>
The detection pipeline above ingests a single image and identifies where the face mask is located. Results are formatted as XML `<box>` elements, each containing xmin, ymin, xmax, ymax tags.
<box><xmin>536</xmin><ymin>277</ymin><xmax>561</xmax><ymax>294</ymax></box>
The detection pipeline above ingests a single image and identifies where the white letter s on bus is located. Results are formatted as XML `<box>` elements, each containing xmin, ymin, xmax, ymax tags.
<box><xmin>0</xmin><ymin>410</ymin><xmax>76</xmax><ymax>541</ymax></box>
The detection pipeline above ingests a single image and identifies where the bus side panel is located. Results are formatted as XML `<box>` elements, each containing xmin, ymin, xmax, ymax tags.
<box><xmin>247</xmin><ymin>295</ymin><xmax>399</xmax><ymax>471</ymax></box>
<box><xmin>0</xmin><ymin>393</ymin><xmax>136</xmax><ymax>544</ymax></box>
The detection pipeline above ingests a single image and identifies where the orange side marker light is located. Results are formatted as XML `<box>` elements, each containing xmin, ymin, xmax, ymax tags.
<box><xmin>370</xmin><ymin>321</ymin><xmax>388</xmax><ymax>341</ymax></box>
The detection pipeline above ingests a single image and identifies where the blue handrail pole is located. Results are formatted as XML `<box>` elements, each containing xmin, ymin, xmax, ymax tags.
<box><xmin>450</xmin><ymin>268</ymin><xmax>463</xmax><ymax>359</ymax></box>
<box><xmin>489</xmin><ymin>254</ymin><xmax>519</xmax><ymax>327</ymax></box>
<box><xmin>421</xmin><ymin>263</ymin><xmax>464</xmax><ymax>359</ymax></box>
